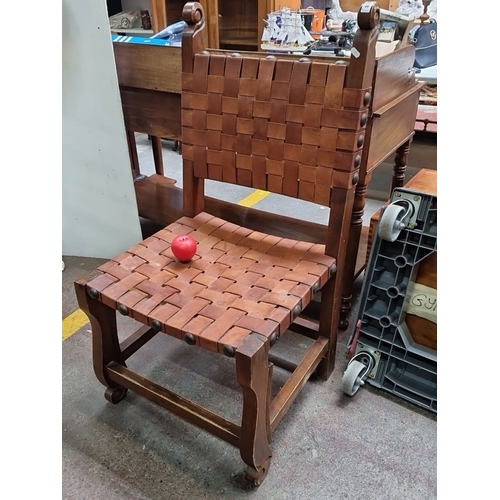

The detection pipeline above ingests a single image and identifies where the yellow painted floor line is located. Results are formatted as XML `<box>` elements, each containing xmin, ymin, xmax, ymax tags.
<box><xmin>237</xmin><ymin>189</ymin><xmax>270</xmax><ymax>207</ymax></box>
<box><xmin>62</xmin><ymin>309</ymin><xmax>89</xmax><ymax>341</ymax></box>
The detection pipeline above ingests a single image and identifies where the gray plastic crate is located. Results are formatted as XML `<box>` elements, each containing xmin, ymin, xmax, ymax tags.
<box><xmin>345</xmin><ymin>186</ymin><xmax>437</xmax><ymax>413</ymax></box>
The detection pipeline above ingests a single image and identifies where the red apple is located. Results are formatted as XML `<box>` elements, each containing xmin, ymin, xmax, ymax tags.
<box><xmin>171</xmin><ymin>234</ymin><xmax>197</xmax><ymax>263</ymax></box>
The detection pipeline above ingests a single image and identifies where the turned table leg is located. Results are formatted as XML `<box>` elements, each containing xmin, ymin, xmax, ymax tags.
<box><xmin>151</xmin><ymin>136</ymin><xmax>165</xmax><ymax>176</ymax></box>
<box><xmin>392</xmin><ymin>139</ymin><xmax>411</xmax><ymax>191</ymax></box>
<box><xmin>339</xmin><ymin>179</ymin><xmax>367</xmax><ymax>330</ymax></box>
<box><xmin>126</xmin><ymin>130</ymin><xmax>141</xmax><ymax>180</ymax></box>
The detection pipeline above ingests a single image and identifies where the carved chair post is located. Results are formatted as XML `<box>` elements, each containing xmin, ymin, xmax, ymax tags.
<box><xmin>331</xmin><ymin>3</ymin><xmax>381</xmax><ymax>335</ymax></box>
<box><xmin>236</xmin><ymin>334</ymin><xmax>273</xmax><ymax>484</ymax></box>
<box><xmin>75</xmin><ymin>279</ymin><xmax>128</xmax><ymax>403</ymax></box>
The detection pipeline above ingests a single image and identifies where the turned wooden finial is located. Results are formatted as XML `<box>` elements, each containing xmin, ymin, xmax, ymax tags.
<box><xmin>182</xmin><ymin>1</ymin><xmax>204</xmax><ymax>25</ymax></box>
<box><xmin>345</xmin><ymin>2</ymin><xmax>381</xmax><ymax>89</ymax></box>
<box><xmin>420</xmin><ymin>0</ymin><xmax>431</xmax><ymax>24</ymax></box>
<box><xmin>181</xmin><ymin>1</ymin><xmax>207</xmax><ymax>73</ymax></box>
<box><xmin>357</xmin><ymin>1</ymin><xmax>381</xmax><ymax>30</ymax></box>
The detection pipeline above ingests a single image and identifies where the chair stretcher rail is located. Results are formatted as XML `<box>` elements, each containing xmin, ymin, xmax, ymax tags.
<box><xmin>270</xmin><ymin>337</ymin><xmax>329</xmax><ymax>431</ymax></box>
<box><xmin>106</xmin><ymin>362</ymin><xmax>241</xmax><ymax>447</ymax></box>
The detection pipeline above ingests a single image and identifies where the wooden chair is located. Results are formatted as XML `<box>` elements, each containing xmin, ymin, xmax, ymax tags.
<box><xmin>75</xmin><ymin>1</ymin><xmax>381</xmax><ymax>485</ymax></box>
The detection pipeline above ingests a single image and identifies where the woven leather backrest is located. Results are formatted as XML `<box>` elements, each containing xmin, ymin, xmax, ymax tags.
<box><xmin>181</xmin><ymin>52</ymin><xmax>369</xmax><ymax>207</ymax></box>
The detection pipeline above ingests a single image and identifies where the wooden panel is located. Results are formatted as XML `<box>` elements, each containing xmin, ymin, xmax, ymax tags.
<box><xmin>113</xmin><ymin>43</ymin><xmax>182</xmax><ymax>94</ymax></box>
<box><xmin>405</xmin><ymin>252</ymin><xmax>437</xmax><ymax>351</ymax></box>
<box><xmin>271</xmin><ymin>0</ymin><xmax>301</xmax><ymax>10</ymax></box>
<box><xmin>218</xmin><ymin>1</ymin><xmax>259</xmax><ymax>49</ymax></box>
<box><xmin>366</xmin><ymin>89</ymin><xmax>420</xmax><ymax>172</ymax></box>
<box><xmin>165</xmin><ymin>0</ymin><xmax>185</xmax><ymax>33</ymax></box>
<box><xmin>340</xmin><ymin>0</ymin><xmax>399</xmax><ymax>12</ymax></box>
<box><xmin>258</xmin><ymin>1</ymin><xmax>270</xmax><ymax>52</ymax></box>
<box><xmin>199</xmin><ymin>0</ymin><xmax>219</xmax><ymax>48</ymax></box>
<box><xmin>150</xmin><ymin>0</ymin><xmax>167</xmax><ymax>33</ymax></box>
<box><xmin>402</xmin><ymin>168</ymin><xmax>437</xmax><ymax>196</ymax></box>
<box><xmin>371</xmin><ymin>46</ymin><xmax>419</xmax><ymax>112</ymax></box>
<box><xmin>120</xmin><ymin>87</ymin><xmax>181</xmax><ymax>139</ymax></box>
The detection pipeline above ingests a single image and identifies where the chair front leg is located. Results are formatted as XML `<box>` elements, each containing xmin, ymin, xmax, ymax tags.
<box><xmin>74</xmin><ymin>279</ymin><xmax>128</xmax><ymax>404</ymax></box>
<box><xmin>236</xmin><ymin>334</ymin><xmax>273</xmax><ymax>486</ymax></box>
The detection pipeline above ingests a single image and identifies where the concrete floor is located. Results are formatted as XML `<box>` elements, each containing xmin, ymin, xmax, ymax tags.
<box><xmin>62</xmin><ymin>136</ymin><xmax>437</xmax><ymax>499</ymax></box>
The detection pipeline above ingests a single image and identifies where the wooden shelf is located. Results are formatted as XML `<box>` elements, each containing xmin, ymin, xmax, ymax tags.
<box><xmin>220</xmin><ymin>43</ymin><xmax>258</xmax><ymax>51</ymax></box>
<box><xmin>110</xmin><ymin>27</ymin><xmax>154</xmax><ymax>35</ymax></box>
<box><xmin>134</xmin><ymin>174</ymin><xmax>370</xmax><ymax>278</ymax></box>
<box><xmin>340</xmin><ymin>0</ymin><xmax>399</xmax><ymax>11</ymax></box>
<box><xmin>220</xmin><ymin>37</ymin><xmax>258</xmax><ymax>46</ymax></box>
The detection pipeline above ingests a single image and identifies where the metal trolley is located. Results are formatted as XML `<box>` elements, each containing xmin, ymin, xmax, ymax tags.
<box><xmin>342</xmin><ymin>186</ymin><xmax>437</xmax><ymax>413</ymax></box>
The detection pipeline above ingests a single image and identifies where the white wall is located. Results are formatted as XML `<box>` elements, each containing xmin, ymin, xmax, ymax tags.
<box><xmin>62</xmin><ymin>0</ymin><xmax>142</xmax><ymax>258</ymax></box>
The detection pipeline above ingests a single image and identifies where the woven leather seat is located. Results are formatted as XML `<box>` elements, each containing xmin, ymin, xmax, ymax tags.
<box><xmin>86</xmin><ymin>212</ymin><xmax>335</xmax><ymax>355</ymax></box>
<box><xmin>75</xmin><ymin>1</ymin><xmax>382</xmax><ymax>486</ymax></box>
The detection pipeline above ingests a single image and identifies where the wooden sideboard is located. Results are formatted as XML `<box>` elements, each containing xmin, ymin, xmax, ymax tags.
<box><xmin>113</xmin><ymin>4</ymin><xmax>424</xmax><ymax>327</ymax></box>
